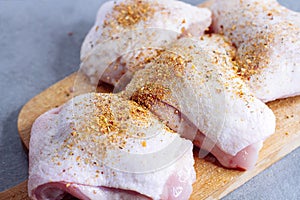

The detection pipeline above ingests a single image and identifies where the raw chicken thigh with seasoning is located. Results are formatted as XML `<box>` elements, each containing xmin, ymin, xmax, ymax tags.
<box><xmin>207</xmin><ymin>0</ymin><xmax>300</xmax><ymax>102</ymax></box>
<box><xmin>80</xmin><ymin>0</ymin><xmax>211</xmax><ymax>85</ymax></box>
<box><xmin>121</xmin><ymin>35</ymin><xmax>276</xmax><ymax>170</ymax></box>
<box><xmin>29</xmin><ymin>93</ymin><xmax>196</xmax><ymax>200</ymax></box>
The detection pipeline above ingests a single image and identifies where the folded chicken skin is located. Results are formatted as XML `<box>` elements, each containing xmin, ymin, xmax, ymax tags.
<box><xmin>80</xmin><ymin>0</ymin><xmax>211</xmax><ymax>85</ymax></box>
<box><xmin>121</xmin><ymin>35</ymin><xmax>276</xmax><ymax>170</ymax></box>
<box><xmin>207</xmin><ymin>0</ymin><xmax>300</xmax><ymax>102</ymax></box>
<box><xmin>29</xmin><ymin>93</ymin><xmax>196</xmax><ymax>200</ymax></box>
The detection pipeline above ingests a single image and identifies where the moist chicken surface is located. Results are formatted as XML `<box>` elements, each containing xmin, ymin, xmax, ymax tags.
<box><xmin>80</xmin><ymin>0</ymin><xmax>211</xmax><ymax>85</ymax></box>
<box><xmin>28</xmin><ymin>93</ymin><xmax>196</xmax><ymax>200</ymax></box>
<box><xmin>208</xmin><ymin>0</ymin><xmax>300</xmax><ymax>102</ymax></box>
<box><xmin>121</xmin><ymin>35</ymin><xmax>276</xmax><ymax>170</ymax></box>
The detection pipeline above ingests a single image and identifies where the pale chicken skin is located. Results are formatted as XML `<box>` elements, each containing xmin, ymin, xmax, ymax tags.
<box><xmin>80</xmin><ymin>0</ymin><xmax>211</xmax><ymax>85</ymax></box>
<box><xmin>29</xmin><ymin>93</ymin><xmax>196</xmax><ymax>200</ymax></box>
<box><xmin>208</xmin><ymin>0</ymin><xmax>300</xmax><ymax>102</ymax></box>
<box><xmin>121</xmin><ymin>35</ymin><xmax>276</xmax><ymax>170</ymax></box>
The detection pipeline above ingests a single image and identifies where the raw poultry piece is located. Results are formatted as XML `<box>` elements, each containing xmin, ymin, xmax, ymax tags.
<box><xmin>207</xmin><ymin>0</ymin><xmax>300</xmax><ymax>102</ymax></box>
<box><xmin>121</xmin><ymin>35</ymin><xmax>276</xmax><ymax>170</ymax></box>
<box><xmin>80</xmin><ymin>0</ymin><xmax>211</xmax><ymax>85</ymax></box>
<box><xmin>29</xmin><ymin>93</ymin><xmax>196</xmax><ymax>200</ymax></box>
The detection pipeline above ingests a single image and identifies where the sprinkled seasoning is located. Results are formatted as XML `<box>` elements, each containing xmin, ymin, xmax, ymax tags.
<box><xmin>76</xmin><ymin>156</ymin><xmax>81</xmax><ymax>162</ymax></box>
<box><xmin>102</xmin><ymin>0</ymin><xmax>156</xmax><ymax>37</ymax></box>
<box><xmin>141</xmin><ymin>140</ymin><xmax>147</xmax><ymax>147</ymax></box>
<box><xmin>127</xmin><ymin>48</ymin><xmax>165</xmax><ymax>71</ymax></box>
<box><xmin>232</xmin><ymin>33</ymin><xmax>274</xmax><ymax>80</ymax></box>
<box><xmin>113</xmin><ymin>0</ymin><xmax>155</xmax><ymax>28</ymax></box>
<box><xmin>57</xmin><ymin>96</ymin><xmax>126</xmax><ymax>167</ymax></box>
<box><xmin>93</xmin><ymin>101</ymin><xmax>121</xmax><ymax>135</ymax></box>
<box><xmin>212</xmin><ymin>1</ymin><xmax>300</xmax><ymax>82</ymax></box>
<box><xmin>129</xmin><ymin>101</ymin><xmax>150</xmax><ymax>123</ymax></box>
<box><xmin>164</xmin><ymin>125</ymin><xmax>176</xmax><ymax>134</ymax></box>
<box><xmin>131</xmin><ymin>83</ymin><xmax>170</xmax><ymax>109</ymax></box>
<box><xmin>70</xmin><ymin>131</ymin><xmax>77</xmax><ymax>137</ymax></box>
<box><xmin>181</xmin><ymin>27</ymin><xmax>186</xmax><ymax>34</ymax></box>
<box><xmin>154</xmin><ymin>51</ymin><xmax>188</xmax><ymax>77</ymax></box>
<box><xmin>53</xmin><ymin>94</ymin><xmax>159</xmax><ymax>170</ymax></box>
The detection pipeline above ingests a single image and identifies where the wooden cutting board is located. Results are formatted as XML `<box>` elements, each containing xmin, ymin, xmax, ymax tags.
<box><xmin>0</xmin><ymin>71</ymin><xmax>299</xmax><ymax>199</ymax></box>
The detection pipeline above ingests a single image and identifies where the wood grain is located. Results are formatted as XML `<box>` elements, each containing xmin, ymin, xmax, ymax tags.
<box><xmin>13</xmin><ymin>72</ymin><xmax>300</xmax><ymax>199</ymax></box>
<box><xmin>0</xmin><ymin>181</ymin><xmax>30</xmax><ymax>200</ymax></box>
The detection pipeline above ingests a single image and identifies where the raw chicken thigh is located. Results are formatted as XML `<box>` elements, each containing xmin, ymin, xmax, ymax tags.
<box><xmin>121</xmin><ymin>35</ymin><xmax>276</xmax><ymax>170</ymax></box>
<box><xmin>208</xmin><ymin>0</ymin><xmax>300</xmax><ymax>102</ymax></box>
<box><xmin>80</xmin><ymin>0</ymin><xmax>211</xmax><ymax>85</ymax></box>
<box><xmin>29</xmin><ymin>93</ymin><xmax>196</xmax><ymax>200</ymax></box>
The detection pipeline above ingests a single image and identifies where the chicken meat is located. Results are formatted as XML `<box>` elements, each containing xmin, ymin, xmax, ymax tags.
<box><xmin>207</xmin><ymin>0</ymin><xmax>300</xmax><ymax>102</ymax></box>
<box><xmin>80</xmin><ymin>0</ymin><xmax>211</xmax><ymax>85</ymax></box>
<box><xmin>121</xmin><ymin>35</ymin><xmax>276</xmax><ymax>170</ymax></box>
<box><xmin>29</xmin><ymin>93</ymin><xmax>196</xmax><ymax>200</ymax></box>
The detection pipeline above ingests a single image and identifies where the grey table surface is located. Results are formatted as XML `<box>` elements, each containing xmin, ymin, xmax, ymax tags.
<box><xmin>0</xmin><ymin>0</ymin><xmax>299</xmax><ymax>199</ymax></box>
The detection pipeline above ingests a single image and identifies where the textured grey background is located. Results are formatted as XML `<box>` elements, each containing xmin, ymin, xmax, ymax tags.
<box><xmin>0</xmin><ymin>0</ymin><xmax>299</xmax><ymax>199</ymax></box>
